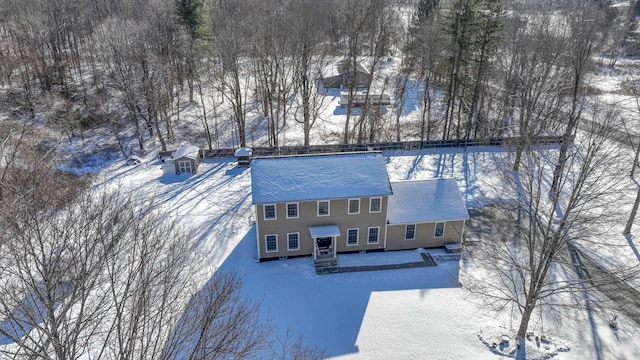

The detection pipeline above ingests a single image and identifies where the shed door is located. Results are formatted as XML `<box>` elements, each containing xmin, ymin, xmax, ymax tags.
<box><xmin>178</xmin><ymin>160</ymin><xmax>192</xmax><ymax>174</ymax></box>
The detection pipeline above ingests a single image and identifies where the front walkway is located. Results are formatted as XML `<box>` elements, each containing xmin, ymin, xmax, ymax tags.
<box><xmin>316</xmin><ymin>251</ymin><xmax>441</xmax><ymax>275</ymax></box>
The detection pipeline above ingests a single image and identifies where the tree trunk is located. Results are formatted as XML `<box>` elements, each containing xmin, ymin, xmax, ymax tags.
<box><xmin>624</xmin><ymin>185</ymin><xmax>640</xmax><ymax>235</ymax></box>
<box><xmin>198</xmin><ymin>82</ymin><xmax>213</xmax><ymax>151</ymax></box>
<box><xmin>631</xmin><ymin>138</ymin><xmax>640</xmax><ymax>179</ymax></box>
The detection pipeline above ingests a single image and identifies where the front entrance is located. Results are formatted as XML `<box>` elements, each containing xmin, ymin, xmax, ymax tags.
<box><xmin>309</xmin><ymin>225</ymin><xmax>339</xmax><ymax>267</ymax></box>
<box><xmin>314</xmin><ymin>236</ymin><xmax>336</xmax><ymax>268</ymax></box>
<box><xmin>316</xmin><ymin>237</ymin><xmax>332</xmax><ymax>251</ymax></box>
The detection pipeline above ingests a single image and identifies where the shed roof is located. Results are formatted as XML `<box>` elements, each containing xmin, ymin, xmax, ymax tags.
<box><xmin>251</xmin><ymin>152</ymin><xmax>392</xmax><ymax>204</ymax></box>
<box><xmin>387</xmin><ymin>179</ymin><xmax>469</xmax><ymax>224</ymax></box>
<box><xmin>234</xmin><ymin>148</ymin><xmax>253</xmax><ymax>157</ymax></box>
<box><xmin>174</xmin><ymin>145</ymin><xmax>200</xmax><ymax>160</ymax></box>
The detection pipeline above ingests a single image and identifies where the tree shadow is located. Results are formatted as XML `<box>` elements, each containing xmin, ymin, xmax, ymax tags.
<box><xmin>224</xmin><ymin>166</ymin><xmax>248</xmax><ymax>177</ymax></box>
<box><xmin>159</xmin><ymin>171</ymin><xmax>197</xmax><ymax>185</ymax></box>
<box><xmin>0</xmin><ymin>281</ymin><xmax>72</xmax><ymax>346</ymax></box>
<box><xmin>210</xmin><ymin>226</ymin><xmax>461</xmax><ymax>358</ymax></box>
<box><xmin>333</xmin><ymin>106</ymin><xmax>362</xmax><ymax>116</ymax></box>
<box><xmin>624</xmin><ymin>234</ymin><xmax>640</xmax><ymax>263</ymax></box>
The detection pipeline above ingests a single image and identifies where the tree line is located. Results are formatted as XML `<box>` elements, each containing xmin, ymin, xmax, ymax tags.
<box><xmin>0</xmin><ymin>0</ymin><xmax>636</xmax><ymax>153</ymax></box>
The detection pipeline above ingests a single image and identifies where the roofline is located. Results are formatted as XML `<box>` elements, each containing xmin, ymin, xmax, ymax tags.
<box><xmin>252</xmin><ymin>192</ymin><xmax>393</xmax><ymax>205</ymax></box>
<box><xmin>390</xmin><ymin>178</ymin><xmax>457</xmax><ymax>184</ymax></box>
<box><xmin>252</xmin><ymin>150</ymin><xmax>381</xmax><ymax>161</ymax></box>
<box><xmin>387</xmin><ymin>217</ymin><xmax>470</xmax><ymax>225</ymax></box>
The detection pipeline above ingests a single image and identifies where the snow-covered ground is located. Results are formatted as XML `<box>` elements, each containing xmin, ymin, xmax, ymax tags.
<box><xmin>22</xmin><ymin>49</ymin><xmax>640</xmax><ymax>359</ymax></box>
<box><xmin>97</xmin><ymin>143</ymin><xmax>640</xmax><ymax>359</ymax></box>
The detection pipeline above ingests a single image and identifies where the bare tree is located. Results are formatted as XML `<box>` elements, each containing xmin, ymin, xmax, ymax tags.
<box><xmin>620</xmin><ymin>78</ymin><xmax>640</xmax><ymax>234</ymax></box>
<box><xmin>405</xmin><ymin>0</ymin><xmax>442</xmax><ymax>142</ymax></box>
<box><xmin>498</xmin><ymin>3</ymin><xmax>569</xmax><ymax>171</ymax></box>
<box><xmin>465</xmin><ymin>104</ymin><xmax>638</xmax><ymax>356</ymax></box>
<box><xmin>266</xmin><ymin>327</ymin><xmax>326</xmax><ymax>360</ymax></box>
<box><xmin>550</xmin><ymin>0</ymin><xmax>609</xmax><ymax>198</ymax></box>
<box><xmin>288</xmin><ymin>0</ymin><xmax>331</xmax><ymax>146</ymax></box>
<box><xmin>251</xmin><ymin>2</ymin><xmax>295</xmax><ymax>147</ymax></box>
<box><xmin>355</xmin><ymin>7</ymin><xmax>398</xmax><ymax>144</ymax></box>
<box><xmin>210</xmin><ymin>0</ymin><xmax>253</xmax><ymax>148</ymax></box>
<box><xmin>332</xmin><ymin>0</ymin><xmax>387</xmax><ymax>143</ymax></box>
<box><xmin>162</xmin><ymin>271</ymin><xmax>270</xmax><ymax>360</ymax></box>
<box><xmin>605</xmin><ymin>0</ymin><xmax>637</xmax><ymax>68</ymax></box>
<box><xmin>0</xmin><ymin>177</ymin><xmax>106</xmax><ymax>359</ymax></box>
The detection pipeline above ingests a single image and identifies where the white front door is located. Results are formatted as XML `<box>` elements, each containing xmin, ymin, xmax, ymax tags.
<box><xmin>178</xmin><ymin>161</ymin><xmax>192</xmax><ymax>174</ymax></box>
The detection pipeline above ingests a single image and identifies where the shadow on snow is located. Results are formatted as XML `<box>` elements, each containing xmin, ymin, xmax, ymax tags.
<box><xmin>0</xmin><ymin>281</ymin><xmax>73</xmax><ymax>346</ymax></box>
<box><xmin>200</xmin><ymin>225</ymin><xmax>462</xmax><ymax>358</ymax></box>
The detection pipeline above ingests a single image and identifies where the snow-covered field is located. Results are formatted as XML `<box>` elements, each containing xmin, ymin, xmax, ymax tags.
<box><xmin>98</xmin><ymin>143</ymin><xmax>640</xmax><ymax>359</ymax></box>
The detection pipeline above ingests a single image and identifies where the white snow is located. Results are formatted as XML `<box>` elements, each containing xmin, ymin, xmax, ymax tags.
<box><xmin>80</xmin><ymin>144</ymin><xmax>640</xmax><ymax>360</ymax></box>
<box><xmin>26</xmin><ymin>51</ymin><xmax>640</xmax><ymax>358</ymax></box>
<box><xmin>388</xmin><ymin>179</ymin><xmax>470</xmax><ymax>224</ymax></box>
<box><xmin>250</xmin><ymin>152</ymin><xmax>393</xmax><ymax>204</ymax></box>
<box><xmin>234</xmin><ymin>147</ymin><xmax>253</xmax><ymax>157</ymax></box>
<box><xmin>173</xmin><ymin>144</ymin><xmax>199</xmax><ymax>159</ymax></box>
<box><xmin>309</xmin><ymin>225</ymin><xmax>341</xmax><ymax>238</ymax></box>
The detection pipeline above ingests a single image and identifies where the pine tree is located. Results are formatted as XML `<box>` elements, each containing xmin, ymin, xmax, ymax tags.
<box><xmin>176</xmin><ymin>0</ymin><xmax>209</xmax><ymax>41</ymax></box>
<box><xmin>176</xmin><ymin>0</ymin><xmax>209</xmax><ymax>102</ymax></box>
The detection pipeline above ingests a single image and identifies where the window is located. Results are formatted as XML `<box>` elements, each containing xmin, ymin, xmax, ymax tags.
<box><xmin>369</xmin><ymin>197</ymin><xmax>382</xmax><ymax>213</ymax></box>
<box><xmin>287</xmin><ymin>233</ymin><xmax>300</xmax><ymax>251</ymax></box>
<box><xmin>434</xmin><ymin>222</ymin><xmax>445</xmax><ymax>237</ymax></box>
<box><xmin>265</xmin><ymin>234</ymin><xmax>278</xmax><ymax>252</ymax></box>
<box><xmin>368</xmin><ymin>227</ymin><xmax>380</xmax><ymax>244</ymax></box>
<box><xmin>348</xmin><ymin>199</ymin><xmax>360</xmax><ymax>214</ymax></box>
<box><xmin>178</xmin><ymin>161</ymin><xmax>192</xmax><ymax>174</ymax></box>
<box><xmin>347</xmin><ymin>228</ymin><xmax>359</xmax><ymax>246</ymax></box>
<box><xmin>286</xmin><ymin>203</ymin><xmax>298</xmax><ymax>219</ymax></box>
<box><xmin>405</xmin><ymin>224</ymin><xmax>416</xmax><ymax>240</ymax></box>
<box><xmin>318</xmin><ymin>201</ymin><xmax>330</xmax><ymax>216</ymax></box>
<box><xmin>263</xmin><ymin>204</ymin><xmax>276</xmax><ymax>220</ymax></box>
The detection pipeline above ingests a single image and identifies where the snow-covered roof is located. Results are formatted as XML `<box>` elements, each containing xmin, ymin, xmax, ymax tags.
<box><xmin>387</xmin><ymin>179</ymin><xmax>469</xmax><ymax>224</ymax></box>
<box><xmin>234</xmin><ymin>148</ymin><xmax>253</xmax><ymax>157</ymax></box>
<box><xmin>251</xmin><ymin>152</ymin><xmax>392</xmax><ymax>204</ymax></box>
<box><xmin>173</xmin><ymin>145</ymin><xmax>200</xmax><ymax>160</ymax></box>
<box><xmin>323</xmin><ymin>59</ymin><xmax>370</xmax><ymax>77</ymax></box>
<box><xmin>309</xmin><ymin>225</ymin><xmax>341</xmax><ymax>238</ymax></box>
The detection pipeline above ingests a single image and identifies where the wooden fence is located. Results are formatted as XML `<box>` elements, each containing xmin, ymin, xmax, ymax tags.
<box><xmin>169</xmin><ymin>135</ymin><xmax>565</xmax><ymax>159</ymax></box>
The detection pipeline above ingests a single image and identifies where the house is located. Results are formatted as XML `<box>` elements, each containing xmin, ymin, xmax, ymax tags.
<box><xmin>320</xmin><ymin>59</ymin><xmax>372</xmax><ymax>89</ymax></box>
<box><xmin>251</xmin><ymin>152</ymin><xmax>469</xmax><ymax>266</ymax></box>
<box><xmin>166</xmin><ymin>145</ymin><xmax>200</xmax><ymax>175</ymax></box>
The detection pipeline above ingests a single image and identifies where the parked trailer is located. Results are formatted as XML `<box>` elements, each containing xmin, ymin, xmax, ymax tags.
<box><xmin>340</xmin><ymin>92</ymin><xmax>393</xmax><ymax>107</ymax></box>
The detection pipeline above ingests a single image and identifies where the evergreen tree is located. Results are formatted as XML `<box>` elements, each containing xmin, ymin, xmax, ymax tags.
<box><xmin>176</xmin><ymin>0</ymin><xmax>209</xmax><ymax>40</ymax></box>
<box><xmin>175</xmin><ymin>0</ymin><xmax>209</xmax><ymax>102</ymax></box>
<box><xmin>439</xmin><ymin>0</ymin><xmax>504</xmax><ymax>139</ymax></box>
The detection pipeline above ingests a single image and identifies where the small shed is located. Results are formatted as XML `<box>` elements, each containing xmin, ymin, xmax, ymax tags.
<box><xmin>235</xmin><ymin>148</ymin><xmax>253</xmax><ymax>167</ymax></box>
<box><xmin>172</xmin><ymin>145</ymin><xmax>200</xmax><ymax>174</ymax></box>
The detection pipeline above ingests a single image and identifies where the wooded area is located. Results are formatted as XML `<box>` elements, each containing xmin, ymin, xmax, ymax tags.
<box><xmin>2</xmin><ymin>0</ymin><xmax>640</xmax><ymax>358</ymax></box>
<box><xmin>0</xmin><ymin>0</ymin><xmax>637</xmax><ymax>152</ymax></box>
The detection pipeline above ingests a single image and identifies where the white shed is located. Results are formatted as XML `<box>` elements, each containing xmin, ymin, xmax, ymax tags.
<box><xmin>234</xmin><ymin>148</ymin><xmax>253</xmax><ymax>167</ymax></box>
<box><xmin>171</xmin><ymin>145</ymin><xmax>201</xmax><ymax>174</ymax></box>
